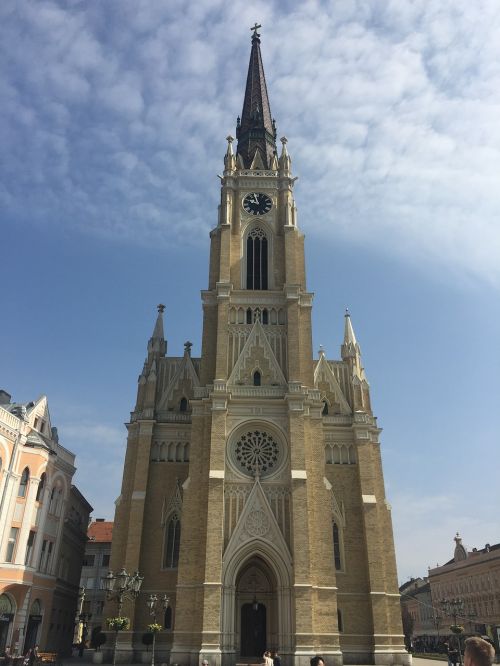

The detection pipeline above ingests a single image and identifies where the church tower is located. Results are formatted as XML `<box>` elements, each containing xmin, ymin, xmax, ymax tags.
<box><xmin>108</xmin><ymin>26</ymin><xmax>408</xmax><ymax>666</ymax></box>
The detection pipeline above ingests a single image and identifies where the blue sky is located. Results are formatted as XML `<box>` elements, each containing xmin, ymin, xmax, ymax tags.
<box><xmin>1</xmin><ymin>0</ymin><xmax>499</xmax><ymax>583</ymax></box>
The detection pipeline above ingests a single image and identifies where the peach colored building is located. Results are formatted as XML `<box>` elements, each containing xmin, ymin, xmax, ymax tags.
<box><xmin>429</xmin><ymin>534</ymin><xmax>500</xmax><ymax>651</ymax></box>
<box><xmin>0</xmin><ymin>390</ymin><xmax>92</xmax><ymax>656</ymax></box>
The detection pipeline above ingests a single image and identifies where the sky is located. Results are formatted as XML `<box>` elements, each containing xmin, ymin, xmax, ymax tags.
<box><xmin>1</xmin><ymin>0</ymin><xmax>500</xmax><ymax>585</ymax></box>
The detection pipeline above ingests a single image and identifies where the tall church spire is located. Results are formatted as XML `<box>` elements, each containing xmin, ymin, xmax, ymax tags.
<box><xmin>236</xmin><ymin>24</ymin><xmax>277</xmax><ymax>169</ymax></box>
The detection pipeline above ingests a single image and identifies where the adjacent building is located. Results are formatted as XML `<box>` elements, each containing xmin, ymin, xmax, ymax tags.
<box><xmin>399</xmin><ymin>534</ymin><xmax>500</xmax><ymax>653</ymax></box>
<box><xmin>399</xmin><ymin>578</ymin><xmax>437</xmax><ymax>651</ymax></box>
<box><xmin>78</xmin><ymin>519</ymin><xmax>113</xmax><ymax>642</ymax></box>
<box><xmin>429</xmin><ymin>534</ymin><xmax>500</xmax><ymax>650</ymax></box>
<box><xmin>0</xmin><ymin>390</ymin><xmax>92</xmax><ymax>656</ymax></box>
<box><xmin>107</xmin><ymin>29</ymin><xmax>406</xmax><ymax>666</ymax></box>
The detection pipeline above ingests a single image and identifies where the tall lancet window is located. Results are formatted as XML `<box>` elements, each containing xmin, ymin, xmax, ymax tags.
<box><xmin>164</xmin><ymin>513</ymin><xmax>181</xmax><ymax>569</ymax></box>
<box><xmin>246</xmin><ymin>227</ymin><xmax>268</xmax><ymax>290</ymax></box>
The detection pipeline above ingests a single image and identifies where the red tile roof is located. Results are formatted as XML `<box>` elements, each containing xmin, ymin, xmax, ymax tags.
<box><xmin>88</xmin><ymin>520</ymin><xmax>113</xmax><ymax>542</ymax></box>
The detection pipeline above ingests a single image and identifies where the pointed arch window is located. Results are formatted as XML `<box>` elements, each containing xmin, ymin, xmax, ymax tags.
<box><xmin>164</xmin><ymin>513</ymin><xmax>181</xmax><ymax>569</ymax></box>
<box><xmin>333</xmin><ymin>522</ymin><xmax>342</xmax><ymax>571</ymax></box>
<box><xmin>337</xmin><ymin>608</ymin><xmax>344</xmax><ymax>633</ymax></box>
<box><xmin>179</xmin><ymin>397</ymin><xmax>188</xmax><ymax>412</ymax></box>
<box><xmin>36</xmin><ymin>473</ymin><xmax>46</xmax><ymax>502</ymax></box>
<box><xmin>253</xmin><ymin>371</ymin><xmax>261</xmax><ymax>387</ymax></box>
<box><xmin>18</xmin><ymin>467</ymin><xmax>30</xmax><ymax>497</ymax></box>
<box><xmin>246</xmin><ymin>227</ymin><xmax>268</xmax><ymax>290</ymax></box>
<box><xmin>164</xmin><ymin>606</ymin><xmax>173</xmax><ymax>630</ymax></box>
<box><xmin>322</xmin><ymin>401</ymin><xmax>329</xmax><ymax>416</ymax></box>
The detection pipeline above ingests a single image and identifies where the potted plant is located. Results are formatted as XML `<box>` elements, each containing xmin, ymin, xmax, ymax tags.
<box><xmin>147</xmin><ymin>623</ymin><xmax>162</xmax><ymax>666</ymax></box>
<box><xmin>106</xmin><ymin>617</ymin><xmax>130</xmax><ymax>666</ymax></box>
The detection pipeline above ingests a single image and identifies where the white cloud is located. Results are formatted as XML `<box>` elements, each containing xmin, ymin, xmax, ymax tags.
<box><xmin>392</xmin><ymin>491</ymin><xmax>500</xmax><ymax>582</ymax></box>
<box><xmin>1</xmin><ymin>0</ymin><xmax>500</xmax><ymax>283</ymax></box>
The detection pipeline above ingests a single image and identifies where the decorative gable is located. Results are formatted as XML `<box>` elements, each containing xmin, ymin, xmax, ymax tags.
<box><xmin>223</xmin><ymin>479</ymin><xmax>292</xmax><ymax>564</ymax></box>
<box><xmin>314</xmin><ymin>353</ymin><xmax>351</xmax><ymax>414</ymax></box>
<box><xmin>228</xmin><ymin>320</ymin><xmax>286</xmax><ymax>386</ymax></box>
<box><xmin>157</xmin><ymin>352</ymin><xmax>200</xmax><ymax>411</ymax></box>
<box><xmin>161</xmin><ymin>478</ymin><xmax>183</xmax><ymax>525</ymax></box>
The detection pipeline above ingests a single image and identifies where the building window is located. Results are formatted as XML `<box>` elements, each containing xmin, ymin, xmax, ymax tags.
<box><xmin>246</xmin><ymin>227</ymin><xmax>268</xmax><ymax>290</ymax></box>
<box><xmin>333</xmin><ymin>522</ymin><xmax>342</xmax><ymax>571</ymax></box>
<box><xmin>163</xmin><ymin>514</ymin><xmax>181</xmax><ymax>569</ymax></box>
<box><xmin>36</xmin><ymin>473</ymin><xmax>46</xmax><ymax>502</ymax></box>
<box><xmin>5</xmin><ymin>527</ymin><xmax>19</xmax><ymax>562</ymax></box>
<box><xmin>164</xmin><ymin>606</ymin><xmax>173</xmax><ymax>630</ymax></box>
<box><xmin>102</xmin><ymin>553</ymin><xmax>110</xmax><ymax>567</ymax></box>
<box><xmin>322</xmin><ymin>401</ymin><xmax>329</xmax><ymax>416</ymax></box>
<box><xmin>39</xmin><ymin>540</ymin><xmax>47</xmax><ymax>569</ymax></box>
<box><xmin>337</xmin><ymin>608</ymin><xmax>343</xmax><ymax>632</ymax></box>
<box><xmin>18</xmin><ymin>467</ymin><xmax>30</xmax><ymax>497</ymax></box>
<box><xmin>253</xmin><ymin>371</ymin><xmax>261</xmax><ymax>386</ymax></box>
<box><xmin>179</xmin><ymin>397</ymin><xmax>188</xmax><ymax>412</ymax></box>
<box><xmin>25</xmin><ymin>530</ymin><xmax>36</xmax><ymax>566</ymax></box>
<box><xmin>83</xmin><ymin>554</ymin><xmax>95</xmax><ymax>567</ymax></box>
<box><xmin>46</xmin><ymin>541</ymin><xmax>54</xmax><ymax>572</ymax></box>
<box><xmin>246</xmin><ymin>308</ymin><xmax>252</xmax><ymax>324</ymax></box>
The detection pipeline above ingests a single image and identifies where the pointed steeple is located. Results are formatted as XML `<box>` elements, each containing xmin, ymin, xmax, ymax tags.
<box><xmin>236</xmin><ymin>24</ymin><xmax>277</xmax><ymax>169</ymax></box>
<box><xmin>341</xmin><ymin>309</ymin><xmax>366</xmax><ymax>378</ymax></box>
<box><xmin>341</xmin><ymin>309</ymin><xmax>359</xmax><ymax>359</ymax></box>
<box><xmin>147</xmin><ymin>304</ymin><xmax>167</xmax><ymax>358</ymax></box>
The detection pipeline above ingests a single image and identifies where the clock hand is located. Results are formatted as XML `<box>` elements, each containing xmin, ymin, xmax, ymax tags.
<box><xmin>252</xmin><ymin>194</ymin><xmax>259</xmax><ymax>205</ymax></box>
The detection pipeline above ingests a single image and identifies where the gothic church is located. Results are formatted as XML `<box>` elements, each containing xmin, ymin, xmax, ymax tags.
<box><xmin>109</xmin><ymin>27</ymin><xmax>408</xmax><ymax>666</ymax></box>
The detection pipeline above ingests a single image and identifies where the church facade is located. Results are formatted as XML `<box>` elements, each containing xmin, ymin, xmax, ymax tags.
<box><xmin>108</xmin><ymin>28</ymin><xmax>408</xmax><ymax>666</ymax></box>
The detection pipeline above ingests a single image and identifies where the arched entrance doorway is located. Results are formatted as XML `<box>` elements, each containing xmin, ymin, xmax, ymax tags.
<box><xmin>236</xmin><ymin>557</ymin><xmax>276</xmax><ymax>658</ymax></box>
<box><xmin>0</xmin><ymin>594</ymin><xmax>14</xmax><ymax>654</ymax></box>
<box><xmin>24</xmin><ymin>599</ymin><xmax>42</xmax><ymax>652</ymax></box>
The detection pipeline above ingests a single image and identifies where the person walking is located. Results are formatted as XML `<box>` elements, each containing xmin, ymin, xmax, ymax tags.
<box><xmin>273</xmin><ymin>651</ymin><xmax>281</xmax><ymax>666</ymax></box>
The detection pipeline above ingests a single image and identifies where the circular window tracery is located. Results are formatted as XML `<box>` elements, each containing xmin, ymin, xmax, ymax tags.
<box><xmin>233</xmin><ymin>430</ymin><xmax>282</xmax><ymax>478</ymax></box>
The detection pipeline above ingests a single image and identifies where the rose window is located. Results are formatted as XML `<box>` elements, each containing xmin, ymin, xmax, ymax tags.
<box><xmin>233</xmin><ymin>430</ymin><xmax>281</xmax><ymax>477</ymax></box>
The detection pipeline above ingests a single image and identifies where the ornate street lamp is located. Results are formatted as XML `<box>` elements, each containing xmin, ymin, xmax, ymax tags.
<box><xmin>146</xmin><ymin>594</ymin><xmax>169</xmax><ymax>666</ymax></box>
<box><xmin>440</xmin><ymin>598</ymin><xmax>465</xmax><ymax>665</ymax></box>
<box><xmin>101</xmin><ymin>568</ymin><xmax>144</xmax><ymax>666</ymax></box>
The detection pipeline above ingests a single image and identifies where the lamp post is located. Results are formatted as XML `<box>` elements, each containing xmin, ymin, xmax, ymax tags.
<box><xmin>440</xmin><ymin>598</ymin><xmax>465</xmax><ymax>665</ymax></box>
<box><xmin>432</xmin><ymin>611</ymin><xmax>442</xmax><ymax>649</ymax></box>
<box><xmin>146</xmin><ymin>594</ymin><xmax>169</xmax><ymax>666</ymax></box>
<box><xmin>101</xmin><ymin>569</ymin><xmax>144</xmax><ymax>666</ymax></box>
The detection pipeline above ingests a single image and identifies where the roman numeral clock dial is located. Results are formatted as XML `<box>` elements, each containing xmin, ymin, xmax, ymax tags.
<box><xmin>243</xmin><ymin>192</ymin><xmax>272</xmax><ymax>216</ymax></box>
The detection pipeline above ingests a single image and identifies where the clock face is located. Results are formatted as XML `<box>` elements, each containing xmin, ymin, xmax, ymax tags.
<box><xmin>243</xmin><ymin>192</ymin><xmax>272</xmax><ymax>216</ymax></box>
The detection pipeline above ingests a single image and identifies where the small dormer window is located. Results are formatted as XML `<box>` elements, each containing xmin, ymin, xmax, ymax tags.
<box><xmin>179</xmin><ymin>398</ymin><xmax>188</xmax><ymax>412</ymax></box>
<box><xmin>253</xmin><ymin>371</ymin><xmax>261</xmax><ymax>387</ymax></box>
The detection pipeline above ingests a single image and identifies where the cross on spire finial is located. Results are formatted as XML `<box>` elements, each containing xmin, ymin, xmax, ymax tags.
<box><xmin>250</xmin><ymin>22</ymin><xmax>261</xmax><ymax>39</ymax></box>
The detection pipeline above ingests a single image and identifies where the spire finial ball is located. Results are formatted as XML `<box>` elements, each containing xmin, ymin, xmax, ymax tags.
<box><xmin>280</xmin><ymin>136</ymin><xmax>288</xmax><ymax>145</ymax></box>
<box><xmin>226</xmin><ymin>135</ymin><xmax>234</xmax><ymax>144</ymax></box>
<box><xmin>157</xmin><ymin>304</ymin><xmax>165</xmax><ymax>314</ymax></box>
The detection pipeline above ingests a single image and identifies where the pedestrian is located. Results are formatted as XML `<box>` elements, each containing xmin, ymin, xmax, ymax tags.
<box><xmin>273</xmin><ymin>651</ymin><xmax>281</xmax><ymax>666</ymax></box>
<box><xmin>448</xmin><ymin>642</ymin><xmax>459</xmax><ymax>666</ymax></box>
<box><xmin>78</xmin><ymin>641</ymin><xmax>85</xmax><ymax>658</ymax></box>
<box><xmin>263</xmin><ymin>651</ymin><xmax>273</xmax><ymax>666</ymax></box>
<box><xmin>463</xmin><ymin>637</ymin><xmax>495</xmax><ymax>666</ymax></box>
<box><xmin>310</xmin><ymin>656</ymin><xmax>325</xmax><ymax>666</ymax></box>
